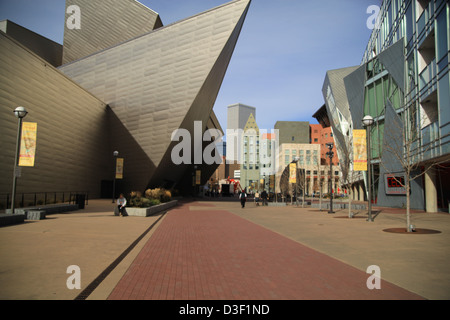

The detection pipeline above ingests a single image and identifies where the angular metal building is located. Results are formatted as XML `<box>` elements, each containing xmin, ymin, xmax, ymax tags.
<box><xmin>0</xmin><ymin>0</ymin><xmax>251</xmax><ymax>205</ymax></box>
<box><xmin>318</xmin><ymin>0</ymin><xmax>450</xmax><ymax>212</ymax></box>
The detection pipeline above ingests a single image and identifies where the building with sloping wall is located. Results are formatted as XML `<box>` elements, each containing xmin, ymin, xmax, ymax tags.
<box><xmin>318</xmin><ymin>0</ymin><xmax>450</xmax><ymax>212</ymax></box>
<box><xmin>0</xmin><ymin>0</ymin><xmax>251</xmax><ymax>206</ymax></box>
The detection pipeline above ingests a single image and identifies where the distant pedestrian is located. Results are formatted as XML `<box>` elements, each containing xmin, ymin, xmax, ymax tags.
<box><xmin>261</xmin><ymin>190</ymin><xmax>268</xmax><ymax>206</ymax></box>
<box><xmin>117</xmin><ymin>194</ymin><xmax>128</xmax><ymax>217</ymax></box>
<box><xmin>255</xmin><ymin>192</ymin><xmax>260</xmax><ymax>206</ymax></box>
<box><xmin>239</xmin><ymin>189</ymin><xmax>247</xmax><ymax>208</ymax></box>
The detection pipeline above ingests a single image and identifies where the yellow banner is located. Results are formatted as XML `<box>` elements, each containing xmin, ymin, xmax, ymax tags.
<box><xmin>196</xmin><ymin>170</ymin><xmax>201</xmax><ymax>185</ymax></box>
<box><xmin>19</xmin><ymin>122</ymin><xmax>37</xmax><ymax>167</ymax></box>
<box><xmin>289</xmin><ymin>162</ymin><xmax>297</xmax><ymax>184</ymax></box>
<box><xmin>353</xmin><ymin>130</ymin><xmax>367</xmax><ymax>171</ymax></box>
<box><xmin>116</xmin><ymin>158</ymin><xmax>124</xmax><ymax>179</ymax></box>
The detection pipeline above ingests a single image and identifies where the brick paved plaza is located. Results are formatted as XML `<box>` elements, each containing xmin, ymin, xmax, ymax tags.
<box><xmin>0</xmin><ymin>199</ymin><xmax>449</xmax><ymax>300</ymax></box>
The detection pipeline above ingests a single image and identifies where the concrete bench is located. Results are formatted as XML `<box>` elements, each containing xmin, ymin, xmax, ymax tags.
<box><xmin>26</xmin><ymin>210</ymin><xmax>47</xmax><ymax>221</ymax></box>
<box><xmin>0</xmin><ymin>213</ymin><xmax>25</xmax><ymax>227</ymax></box>
<box><xmin>5</xmin><ymin>203</ymin><xmax>79</xmax><ymax>219</ymax></box>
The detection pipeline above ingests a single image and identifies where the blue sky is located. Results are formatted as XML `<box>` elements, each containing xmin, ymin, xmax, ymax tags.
<box><xmin>0</xmin><ymin>0</ymin><xmax>380</xmax><ymax>132</ymax></box>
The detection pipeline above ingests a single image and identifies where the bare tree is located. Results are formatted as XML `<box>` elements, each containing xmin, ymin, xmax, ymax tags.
<box><xmin>339</xmin><ymin>134</ymin><xmax>356</xmax><ymax>218</ymax></box>
<box><xmin>378</xmin><ymin>97</ymin><xmax>449</xmax><ymax>232</ymax></box>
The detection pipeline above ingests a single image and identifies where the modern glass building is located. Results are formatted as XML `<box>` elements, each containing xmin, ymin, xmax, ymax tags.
<box><xmin>320</xmin><ymin>0</ymin><xmax>450</xmax><ymax>211</ymax></box>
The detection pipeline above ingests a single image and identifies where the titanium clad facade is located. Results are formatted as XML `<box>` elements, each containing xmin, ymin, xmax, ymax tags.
<box><xmin>60</xmin><ymin>0</ymin><xmax>251</xmax><ymax>191</ymax></box>
<box><xmin>0</xmin><ymin>32</ymin><xmax>110</xmax><ymax>198</ymax></box>
<box><xmin>1</xmin><ymin>0</ymin><xmax>251</xmax><ymax>203</ymax></box>
<box><xmin>63</xmin><ymin>0</ymin><xmax>163</xmax><ymax>64</ymax></box>
<box><xmin>0</xmin><ymin>20</ymin><xmax>63</xmax><ymax>67</ymax></box>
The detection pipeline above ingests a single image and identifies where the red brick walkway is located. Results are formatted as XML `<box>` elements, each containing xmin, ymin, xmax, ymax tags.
<box><xmin>108</xmin><ymin>202</ymin><xmax>424</xmax><ymax>300</ymax></box>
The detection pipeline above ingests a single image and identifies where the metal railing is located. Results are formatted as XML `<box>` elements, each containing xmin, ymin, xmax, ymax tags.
<box><xmin>0</xmin><ymin>191</ymin><xmax>89</xmax><ymax>212</ymax></box>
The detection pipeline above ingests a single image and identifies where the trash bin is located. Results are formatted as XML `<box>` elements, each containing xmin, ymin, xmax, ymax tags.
<box><xmin>76</xmin><ymin>194</ymin><xmax>86</xmax><ymax>209</ymax></box>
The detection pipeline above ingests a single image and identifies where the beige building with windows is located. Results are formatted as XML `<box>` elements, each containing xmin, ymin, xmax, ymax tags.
<box><xmin>276</xmin><ymin>143</ymin><xmax>341</xmax><ymax>196</ymax></box>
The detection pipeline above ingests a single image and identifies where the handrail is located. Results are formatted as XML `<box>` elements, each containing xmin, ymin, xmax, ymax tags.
<box><xmin>0</xmin><ymin>191</ymin><xmax>89</xmax><ymax>211</ymax></box>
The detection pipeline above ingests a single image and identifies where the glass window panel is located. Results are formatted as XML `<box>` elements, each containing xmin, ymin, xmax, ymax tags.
<box><xmin>406</xmin><ymin>4</ymin><xmax>413</xmax><ymax>41</ymax></box>
<box><xmin>368</xmin><ymin>84</ymin><xmax>376</xmax><ymax>116</ymax></box>
<box><xmin>439</xmin><ymin>73</ymin><xmax>450</xmax><ymax>127</ymax></box>
<box><xmin>375</xmin><ymin>79</ymin><xmax>384</xmax><ymax>116</ymax></box>
<box><xmin>436</xmin><ymin>9</ymin><xmax>448</xmax><ymax>63</ymax></box>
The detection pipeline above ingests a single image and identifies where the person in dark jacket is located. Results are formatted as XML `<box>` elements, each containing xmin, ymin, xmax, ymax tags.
<box><xmin>239</xmin><ymin>189</ymin><xmax>247</xmax><ymax>208</ymax></box>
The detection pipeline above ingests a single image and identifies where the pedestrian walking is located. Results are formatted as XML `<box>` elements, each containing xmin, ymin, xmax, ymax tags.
<box><xmin>239</xmin><ymin>189</ymin><xmax>247</xmax><ymax>208</ymax></box>
<box><xmin>261</xmin><ymin>190</ymin><xmax>268</xmax><ymax>206</ymax></box>
<box><xmin>255</xmin><ymin>191</ymin><xmax>260</xmax><ymax>206</ymax></box>
<box><xmin>117</xmin><ymin>193</ymin><xmax>128</xmax><ymax>217</ymax></box>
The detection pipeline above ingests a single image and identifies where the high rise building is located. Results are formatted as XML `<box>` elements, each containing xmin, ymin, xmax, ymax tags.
<box><xmin>226</xmin><ymin>103</ymin><xmax>256</xmax><ymax>163</ymax></box>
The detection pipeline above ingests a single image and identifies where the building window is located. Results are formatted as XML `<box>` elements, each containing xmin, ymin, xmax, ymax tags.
<box><xmin>285</xmin><ymin>155</ymin><xmax>290</xmax><ymax>165</ymax></box>
<box><xmin>292</xmin><ymin>136</ymin><xmax>295</xmax><ymax>141</ymax></box>
<box><xmin>314</xmin><ymin>138</ymin><xmax>318</xmax><ymax>142</ymax></box>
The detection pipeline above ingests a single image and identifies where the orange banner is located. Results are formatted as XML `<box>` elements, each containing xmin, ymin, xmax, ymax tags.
<box><xmin>19</xmin><ymin>122</ymin><xmax>37</xmax><ymax>167</ymax></box>
<box><xmin>353</xmin><ymin>130</ymin><xmax>367</xmax><ymax>171</ymax></box>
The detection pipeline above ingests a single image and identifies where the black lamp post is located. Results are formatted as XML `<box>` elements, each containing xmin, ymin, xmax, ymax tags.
<box><xmin>112</xmin><ymin>151</ymin><xmax>119</xmax><ymax>203</ymax></box>
<box><xmin>363</xmin><ymin>115</ymin><xmax>375</xmax><ymax>222</ymax></box>
<box><xmin>326</xmin><ymin>143</ymin><xmax>335</xmax><ymax>214</ymax></box>
<box><xmin>11</xmin><ymin>107</ymin><xmax>28</xmax><ymax>214</ymax></box>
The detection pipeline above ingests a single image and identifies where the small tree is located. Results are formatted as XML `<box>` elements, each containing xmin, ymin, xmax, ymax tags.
<box><xmin>379</xmin><ymin>98</ymin><xmax>449</xmax><ymax>232</ymax></box>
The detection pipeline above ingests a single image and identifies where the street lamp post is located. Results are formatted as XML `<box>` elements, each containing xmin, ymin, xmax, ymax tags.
<box><xmin>11</xmin><ymin>107</ymin><xmax>28</xmax><ymax>214</ymax></box>
<box><xmin>363</xmin><ymin>115</ymin><xmax>375</xmax><ymax>222</ymax></box>
<box><xmin>112</xmin><ymin>151</ymin><xmax>119</xmax><ymax>203</ymax></box>
<box><xmin>326</xmin><ymin>143</ymin><xmax>335</xmax><ymax>214</ymax></box>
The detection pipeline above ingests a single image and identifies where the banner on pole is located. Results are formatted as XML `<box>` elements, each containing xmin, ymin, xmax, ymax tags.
<box><xmin>196</xmin><ymin>170</ymin><xmax>201</xmax><ymax>185</ymax></box>
<box><xmin>289</xmin><ymin>162</ymin><xmax>297</xmax><ymax>184</ymax></box>
<box><xmin>19</xmin><ymin>122</ymin><xmax>37</xmax><ymax>167</ymax></box>
<box><xmin>353</xmin><ymin>130</ymin><xmax>367</xmax><ymax>171</ymax></box>
<box><xmin>116</xmin><ymin>158</ymin><xmax>124</xmax><ymax>179</ymax></box>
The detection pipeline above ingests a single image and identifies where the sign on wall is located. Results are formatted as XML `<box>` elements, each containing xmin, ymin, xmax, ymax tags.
<box><xmin>384</xmin><ymin>173</ymin><xmax>407</xmax><ymax>195</ymax></box>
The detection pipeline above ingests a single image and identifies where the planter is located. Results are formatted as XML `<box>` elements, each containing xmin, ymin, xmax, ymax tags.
<box><xmin>126</xmin><ymin>200</ymin><xmax>178</xmax><ymax>217</ymax></box>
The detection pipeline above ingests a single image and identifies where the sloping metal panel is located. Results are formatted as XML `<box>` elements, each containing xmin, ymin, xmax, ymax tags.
<box><xmin>61</xmin><ymin>0</ymin><xmax>251</xmax><ymax>190</ymax></box>
<box><xmin>377</xmin><ymin>100</ymin><xmax>424</xmax><ymax>209</ymax></box>
<box><xmin>377</xmin><ymin>38</ymin><xmax>405</xmax><ymax>93</ymax></box>
<box><xmin>0</xmin><ymin>32</ymin><xmax>110</xmax><ymax>197</ymax></box>
<box><xmin>344</xmin><ymin>64</ymin><xmax>367</xmax><ymax>130</ymax></box>
<box><xmin>63</xmin><ymin>0</ymin><xmax>162</xmax><ymax>64</ymax></box>
<box><xmin>0</xmin><ymin>20</ymin><xmax>63</xmax><ymax>67</ymax></box>
<box><xmin>325</xmin><ymin>66</ymin><xmax>358</xmax><ymax>119</ymax></box>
